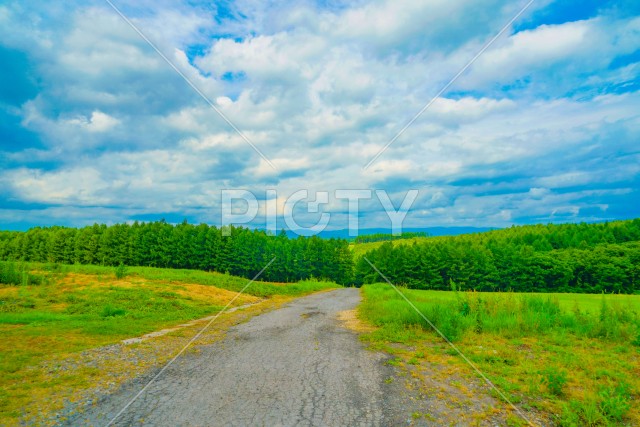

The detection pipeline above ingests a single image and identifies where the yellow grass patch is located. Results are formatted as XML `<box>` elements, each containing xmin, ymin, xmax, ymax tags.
<box><xmin>55</xmin><ymin>273</ymin><xmax>259</xmax><ymax>307</ymax></box>
<box><xmin>0</xmin><ymin>287</ymin><xmax>18</xmax><ymax>298</ymax></box>
<box><xmin>173</xmin><ymin>282</ymin><xmax>261</xmax><ymax>306</ymax></box>
<box><xmin>336</xmin><ymin>309</ymin><xmax>378</xmax><ymax>333</ymax></box>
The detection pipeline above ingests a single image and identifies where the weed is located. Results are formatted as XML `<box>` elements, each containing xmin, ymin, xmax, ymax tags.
<box><xmin>598</xmin><ymin>383</ymin><xmax>631</xmax><ymax>422</ymax></box>
<box><xmin>385</xmin><ymin>357</ymin><xmax>402</xmax><ymax>366</ymax></box>
<box><xmin>541</xmin><ymin>367</ymin><xmax>567</xmax><ymax>396</ymax></box>
<box><xmin>561</xmin><ymin>398</ymin><xmax>605</xmax><ymax>426</ymax></box>
<box><xmin>506</xmin><ymin>414</ymin><xmax>527</xmax><ymax>427</ymax></box>
<box><xmin>100</xmin><ymin>305</ymin><xmax>126</xmax><ymax>318</ymax></box>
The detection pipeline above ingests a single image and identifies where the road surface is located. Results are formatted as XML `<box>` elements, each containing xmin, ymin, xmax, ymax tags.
<box><xmin>66</xmin><ymin>288</ymin><xmax>411</xmax><ymax>426</ymax></box>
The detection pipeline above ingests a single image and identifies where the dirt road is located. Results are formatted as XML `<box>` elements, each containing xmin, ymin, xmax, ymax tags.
<box><xmin>66</xmin><ymin>288</ymin><xmax>412</xmax><ymax>426</ymax></box>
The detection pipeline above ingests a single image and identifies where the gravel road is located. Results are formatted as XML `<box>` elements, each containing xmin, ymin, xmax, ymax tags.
<box><xmin>66</xmin><ymin>288</ymin><xmax>412</xmax><ymax>426</ymax></box>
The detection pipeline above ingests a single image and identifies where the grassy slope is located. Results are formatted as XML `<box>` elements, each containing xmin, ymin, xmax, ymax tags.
<box><xmin>0</xmin><ymin>263</ymin><xmax>337</xmax><ymax>424</ymax></box>
<box><xmin>358</xmin><ymin>284</ymin><xmax>640</xmax><ymax>426</ymax></box>
<box><xmin>350</xmin><ymin>236</ymin><xmax>430</xmax><ymax>257</ymax></box>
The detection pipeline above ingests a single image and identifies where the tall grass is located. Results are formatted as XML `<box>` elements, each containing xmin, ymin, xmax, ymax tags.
<box><xmin>360</xmin><ymin>283</ymin><xmax>640</xmax><ymax>343</ymax></box>
<box><xmin>0</xmin><ymin>261</ymin><xmax>46</xmax><ymax>286</ymax></box>
<box><xmin>360</xmin><ymin>284</ymin><xmax>640</xmax><ymax>425</ymax></box>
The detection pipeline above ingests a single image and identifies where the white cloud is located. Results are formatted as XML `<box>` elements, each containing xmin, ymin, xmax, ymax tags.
<box><xmin>251</xmin><ymin>157</ymin><xmax>310</xmax><ymax>178</ymax></box>
<box><xmin>1</xmin><ymin>0</ymin><xmax>638</xmax><ymax>229</ymax></box>
<box><xmin>67</xmin><ymin>110</ymin><xmax>120</xmax><ymax>133</ymax></box>
<box><xmin>6</xmin><ymin>167</ymin><xmax>109</xmax><ymax>205</ymax></box>
<box><xmin>461</xmin><ymin>15</ymin><xmax>640</xmax><ymax>92</ymax></box>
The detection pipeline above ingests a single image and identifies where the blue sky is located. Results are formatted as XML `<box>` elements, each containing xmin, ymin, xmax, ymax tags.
<box><xmin>0</xmin><ymin>0</ymin><xmax>639</xmax><ymax>231</ymax></box>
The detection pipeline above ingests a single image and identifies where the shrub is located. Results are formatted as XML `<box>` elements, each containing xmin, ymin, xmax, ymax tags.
<box><xmin>0</xmin><ymin>262</ymin><xmax>22</xmax><ymax>285</ymax></box>
<box><xmin>21</xmin><ymin>272</ymin><xmax>44</xmax><ymax>286</ymax></box>
<box><xmin>0</xmin><ymin>261</ymin><xmax>45</xmax><ymax>286</ymax></box>
<box><xmin>114</xmin><ymin>263</ymin><xmax>128</xmax><ymax>280</ymax></box>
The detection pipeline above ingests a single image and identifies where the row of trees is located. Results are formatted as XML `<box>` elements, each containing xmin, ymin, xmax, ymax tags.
<box><xmin>1</xmin><ymin>219</ymin><xmax>639</xmax><ymax>293</ymax></box>
<box><xmin>355</xmin><ymin>219</ymin><xmax>640</xmax><ymax>293</ymax></box>
<box><xmin>0</xmin><ymin>221</ymin><xmax>354</xmax><ymax>284</ymax></box>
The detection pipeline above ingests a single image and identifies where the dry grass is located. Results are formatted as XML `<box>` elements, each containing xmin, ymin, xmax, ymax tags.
<box><xmin>57</xmin><ymin>273</ymin><xmax>261</xmax><ymax>306</ymax></box>
<box><xmin>336</xmin><ymin>309</ymin><xmax>378</xmax><ymax>333</ymax></box>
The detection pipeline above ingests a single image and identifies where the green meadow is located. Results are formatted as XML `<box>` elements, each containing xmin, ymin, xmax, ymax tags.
<box><xmin>358</xmin><ymin>284</ymin><xmax>640</xmax><ymax>426</ymax></box>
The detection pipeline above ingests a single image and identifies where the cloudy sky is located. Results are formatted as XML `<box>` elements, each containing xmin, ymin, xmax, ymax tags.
<box><xmin>1</xmin><ymin>0</ymin><xmax>639</xmax><ymax>232</ymax></box>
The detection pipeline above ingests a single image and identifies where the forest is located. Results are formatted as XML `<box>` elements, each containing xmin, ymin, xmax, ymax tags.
<box><xmin>1</xmin><ymin>219</ymin><xmax>640</xmax><ymax>293</ymax></box>
<box><xmin>0</xmin><ymin>221</ymin><xmax>353</xmax><ymax>284</ymax></box>
<box><xmin>355</xmin><ymin>219</ymin><xmax>640</xmax><ymax>293</ymax></box>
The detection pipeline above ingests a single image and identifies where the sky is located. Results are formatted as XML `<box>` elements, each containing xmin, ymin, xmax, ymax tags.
<box><xmin>0</xmin><ymin>0</ymin><xmax>639</xmax><ymax>233</ymax></box>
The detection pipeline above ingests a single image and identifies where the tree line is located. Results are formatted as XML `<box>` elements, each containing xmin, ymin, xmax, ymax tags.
<box><xmin>0</xmin><ymin>221</ymin><xmax>353</xmax><ymax>284</ymax></box>
<box><xmin>355</xmin><ymin>219</ymin><xmax>640</xmax><ymax>293</ymax></box>
<box><xmin>1</xmin><ymin>219</ymin><xmax>639</xmax><ymax>293</ymax></box>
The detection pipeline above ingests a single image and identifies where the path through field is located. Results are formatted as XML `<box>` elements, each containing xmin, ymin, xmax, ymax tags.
<box><xmin>66</xmin><ymin>288</ymin><xmax>416</xmax><ymax>426</ymax></box>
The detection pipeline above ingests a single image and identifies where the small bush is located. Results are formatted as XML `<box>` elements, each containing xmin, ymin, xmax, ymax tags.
<box><xmin>0</xmin><ymin>262</ymin><xmax>45</xmax><ymax>286</ymax></box>
<box><xmin>0</xmin><ymin>262</ymin><xmax>22</xmax><ymax>285</ymax></box>
<box><xmin>114</xmin><ymin>263</ymin><xmax>128</xmax><ymax>280</ymax></box>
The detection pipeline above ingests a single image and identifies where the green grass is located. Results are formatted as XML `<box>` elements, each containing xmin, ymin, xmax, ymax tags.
<box><xmin>53</xmin><ymin>262</ymin><xmax>333</xmax><ymax>297</ymax></box>
<box><xmin>0</xmin><ymin>263</ymin><xmax>337</xmax><ymax>350</ymax></box>
<box><xmin>360</xmin><ymin>284</ymin><xmax>640</xmax><ymax>342</ymax></box>
<box><xmin>0</xmin><ymin>263</ymin><xmax>338</xmax><ymax>424</ymax></box>
<box><xmin>359</xmin><ymin>284</ymin><xmax>640</xmax><ymax>426</ymax></box>
<box><xmin>350</xmin><ymin>236</ymin><xmax>430</xmax><ymax>257</ymax></box>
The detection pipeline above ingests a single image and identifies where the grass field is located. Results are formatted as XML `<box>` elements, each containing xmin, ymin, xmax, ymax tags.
<box><xmin>0</xmin><ymin>262</ymin><xmax>337</xmax><ymax>425</ymax></box>
<box><xmin>350</xmin><ymin>236</ymin><xmax>431</xmax><ymax>257</ymax></box>
<box><xmin>358</xmin><ymin>284</ymin><xmax>640</xmax><ymax>426</ymax></box>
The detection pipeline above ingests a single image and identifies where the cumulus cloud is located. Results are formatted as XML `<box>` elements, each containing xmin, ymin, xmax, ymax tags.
<box><xmin>67</xmin><ymin>110</ymin><xmax>120</xmax><ymax>133</ymax></box>
<box><xmin>0</xmin><ymin>0</ymin><xmax>638</xmax><ymax>230</ymax></box>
